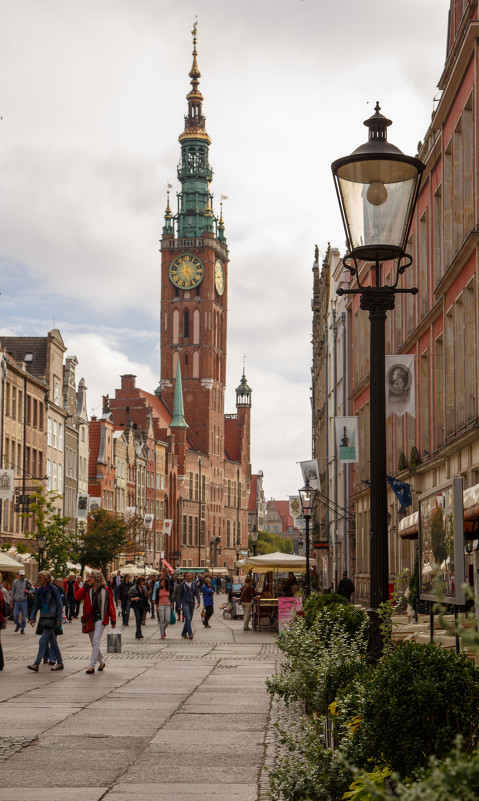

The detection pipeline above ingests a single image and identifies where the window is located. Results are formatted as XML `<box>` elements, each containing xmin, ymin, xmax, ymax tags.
<box><xmin>53</xmin><ymin>420</ymin><xmax>58</xmax><ymax>449</ymax></box>
<box><xmin>11</xmin><ymin>386</ymin><xmax>16</xmax><ymax>419</ymax></box>
<box><xmin>54</xmin><ymin>381</ymin><xmax>60</xmax><ymax>405</ymax></box>
<box><xmin>182</xmin><ymin>515</ymin><xmax>187</xmax><ymax>545</ymax></box>
<box><xmin>48</xmin><ymin>418</ymin><xmax>52</xmax><ymax>447</ymax></box>
<box><xmin>58</xmin><ymin>423</ymin><xmax>63</xmax><ymax>452</ymax></box>
<box><xmin>58</xmin><ymin>464</ymin><xmax>63</xmax><ymax>493</ymax></box>
<box><xmin>188</xmin><ymin>516</ymin><xmax>193</xmax><ymax>545</ymax></box>
<box><xmin>52</xmin><ymin>461</ymin><xmax>57</xmax><ymax>490</ymax></box>
<box><xmin>26</xmin><ymin>395</ymin><xmax>31</xmax><ymax>426</ymax></box>
<box><xmin>18</xmin><ymin>390</ymin><xmax>22</xmax><ymax>421</ymax></box>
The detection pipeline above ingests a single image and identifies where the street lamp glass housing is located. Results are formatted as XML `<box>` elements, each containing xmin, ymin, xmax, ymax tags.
<box><xmin>331</xmin><ymin>103</ymin><xmax>424</xmax><ymax>263</ymax></box>
<box><xmin>299</xmin><ymin>481</ymin><xmax>315</xmax><ymax>517</ymax></box>
<box><xmin>37</xmin><ymin>536</ymin><xmax>47</xmax><ymax>550</ymax></box>
<box><xmin>250</xmin><ymin>525</ymin><xmax>260</xmax><ymax>544</ymax></box>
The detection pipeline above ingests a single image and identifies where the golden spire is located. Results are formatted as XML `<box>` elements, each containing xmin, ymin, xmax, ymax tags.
<box><xmin>189</xmin><ymin>19</ymin><xmax>201</xmax><ymax>90</ymax></box>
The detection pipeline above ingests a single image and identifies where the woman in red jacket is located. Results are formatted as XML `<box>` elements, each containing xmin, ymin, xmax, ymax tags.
<box><xmin>75</xmin><ymin>569</ymin><xmax>116</xmax><ymax>674</ymax></box>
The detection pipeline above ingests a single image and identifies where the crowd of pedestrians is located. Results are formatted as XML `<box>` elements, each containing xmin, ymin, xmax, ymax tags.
<box><xmin>0</xmin><ymin>565</ymin><xmax>233</xmax><ymax>673</ymax></box>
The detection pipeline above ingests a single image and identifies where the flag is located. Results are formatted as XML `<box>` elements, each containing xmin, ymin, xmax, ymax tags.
<box><xmin>162</xmin><ymin>519</ymin><xmax>173</xmax><ymax>536</ymax></box>
<box><xmin>144</xmin><ymin>514</ymin><xmax>154</xmax><ymax>530</ymax></box>
<box><xmin>387</xmin><ymin>475</ymin><xmax>412</xmax><ymax>508</ymax></box>
<box><xmin>76</xmin><ymin>492</ymin><xmax>88</xmax><ymax>520</ymax></box>
<box><xmin>221</xmin><ymin>194</ymin><xmax>228</xmax><ymax>200</ymax></box>
<box><xmin>167</xmin><ymin>182</ymin><xmax>172</xmax><ymax>189</ymax></box>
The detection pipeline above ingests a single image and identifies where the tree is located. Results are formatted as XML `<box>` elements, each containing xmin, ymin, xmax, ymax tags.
<box><xmin>255</xmin><ymin>531</ymin><xmax>293</xmax><ymax>555</ymax></box>
<box><xmin>75</xmin><ymin>508</ymin><xmax>128</xmax><ymax>572</ymax></box>
<box><xmin>24</xmin><ymin>488</ymin><xmax>74</xmax><ymax>577</ymax></box>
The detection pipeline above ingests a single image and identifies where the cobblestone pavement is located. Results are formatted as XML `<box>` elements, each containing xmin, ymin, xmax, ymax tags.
<box><xmin>0</xmin><ymin>596</ymin><xmax>282</xmax><ymax>801</ymax></box>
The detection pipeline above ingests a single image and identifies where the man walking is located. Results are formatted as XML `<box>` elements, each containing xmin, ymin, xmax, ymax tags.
<box><xmin>11</xmin><ymin>570</ymin><xmax>33</xmax><ymax>634</ymax></box>
<box><xmin>118</xmin><ymin>574</ymin><xmax>132</xmax><ymax>626</ymax></box>
<box><xmin>337</xmin><ymin>572</ymin><xmax>355</xmax><ymax>601</ymax></box>
<box><xmin>177</xmin><ymin>572</ymin><xmax>200</xmax><ymax>640</ymax></box>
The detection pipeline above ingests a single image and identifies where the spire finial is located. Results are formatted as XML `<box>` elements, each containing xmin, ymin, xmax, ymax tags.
<box><xmin>189</xmin><ymin>18</ymin><xmax>200</xmax><ymax>90</ymax></box>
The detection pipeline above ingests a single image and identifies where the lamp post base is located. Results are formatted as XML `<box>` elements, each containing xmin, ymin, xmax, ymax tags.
<box><xmin>365</xmin><ymin>607</ymin><xmax>384</xmax><ymax>667</ymax></box>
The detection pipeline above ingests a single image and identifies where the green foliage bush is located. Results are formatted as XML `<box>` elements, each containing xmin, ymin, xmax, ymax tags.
<box><xmin>267</xmin><ymin>607</ymin><xmax>368</xmax><ymax>715</ymax></box>
<box><xmin>343</xmin><ymin>642</ymin><xmax>479</xmax><ymax>778</ymax></box>
<box><xmin>303</xmin><ymin>592</ymin><xmax>348</xmax><ymax>628</ymax></box>
<box><xmin>268</xmin><ymin>718</ymin><xmax>352</xmax><ymax>801</ymax></box>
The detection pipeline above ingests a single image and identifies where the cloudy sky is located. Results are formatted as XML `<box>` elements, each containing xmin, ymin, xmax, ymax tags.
<box><xmin>0</xmin><ymin>0</ymin><xmax>450</xmax><ymax>499</ymax></box>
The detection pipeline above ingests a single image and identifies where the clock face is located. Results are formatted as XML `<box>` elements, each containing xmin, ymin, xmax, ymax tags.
<box><xmin>215</xmin><ymin>259</ymin><xmax>225</xmax><ymax>296</ymax></box>
<box><xmin>169</xmin><ymin>254</ymin><xmax>204</xmax><ymax>289</ymax></box>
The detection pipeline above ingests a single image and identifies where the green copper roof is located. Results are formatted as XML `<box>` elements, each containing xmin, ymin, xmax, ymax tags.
<box><xmin>170</xmin><ymin>355</ymin><xmax>189</xmax><ymax>428</ymax></box>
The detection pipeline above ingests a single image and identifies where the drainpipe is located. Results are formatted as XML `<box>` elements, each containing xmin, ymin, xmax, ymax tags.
<box><xmin>332</xmin><ymin>301</ymin><xmax>338</xmax><ymax>590</ymax></box>
<box><xmin>324</xmin><ymin>323</ymin><xmax>330</xmax><ymax>590</ymax></box>
<box><xmin>341</xmin><ymin>312</ymin><xmax>348</xmax><ymax>574</ymax></box>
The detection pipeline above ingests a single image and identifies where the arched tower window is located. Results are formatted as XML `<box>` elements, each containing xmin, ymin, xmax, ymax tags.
<box><xmin>184</xmin><ymin>310</ymin><xmax>190</xmax><ymax>339</ymax></box>
<box><xmin>193</xmin><ymin>309</ymin><xmax>200</xmax><ymax>344</ymax></box>
<box><xmin>173</xmin><ymin>309</ymin><xmax>179</xmax><ymax>344</ymax></box>
<box><xmin>172</xmin><ymin>350</ymin><xmax>179</xmax><ymax>378</ymax></box>
<box><xmin>193</xmin><ymin>350</ymin><xmax>199</xmax><ymax>377</ymax></box>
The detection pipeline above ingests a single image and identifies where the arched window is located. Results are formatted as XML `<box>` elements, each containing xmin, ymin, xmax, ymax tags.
<box><xmin>184</xmin><ymin>310</ymin><xmax>190</xmax><ymax>339</ymax></box>
<box><xmin>193</xmin><ymin>309</ymin><xmax>200</xmax><ymax>344</ymax></box>
<box><xmin>193</xmin><ymin>350</ymin><xmax>199</xmax><ymax>377</ymax></box>
<box><xmin>172</xmin><ymin>350</ymin><xmax>179</xmax><ymax>378</ymax></box>
<box><xmin>172</xmin><ymin>309</ymin><xmax>179</xmax><ymax>344</ymax></box>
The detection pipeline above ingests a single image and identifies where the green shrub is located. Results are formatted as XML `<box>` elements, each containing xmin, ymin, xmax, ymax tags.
<box><xmin>344</xmin><ymin>642</ymin><xmax>479</xmax><ymax>778</ymax></box>
<box><xmin>303</xmin><ymin>592</ymin><xmax>348</xmax><ymax>628</ymax></box>
<box><xmin>347</xmin><ymin>746</ymin><xmax>479</xmax><ymax>801</ymax></box>
<box><xmin>268</xmin><ymin>718</ymin><xmax>352</xmax><ymax>801</ymax></box>
<box><xmin>268</xmin><ymin>610</ymin><xmax>368</xmax><ymax>714</ymax></box>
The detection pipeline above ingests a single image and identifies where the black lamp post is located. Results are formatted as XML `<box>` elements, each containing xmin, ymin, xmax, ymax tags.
<box><xmin>250</xmin><ymin>524</ymin><xmax>260</xmax><ymax>557</ymax></box>
<box><xmin>332</xmin><ymin>103</ymin><xmax>424</xmax><ymax>665</ymax></box>
<box><xmin>299</xmin><ymin>479</ymin><xmax>316</xmax><ymax>597</ymax></box>
<box><xmin>37</xmin><ymin>535</ymin><xmax>47</xmax><ymax>571</ymax></box>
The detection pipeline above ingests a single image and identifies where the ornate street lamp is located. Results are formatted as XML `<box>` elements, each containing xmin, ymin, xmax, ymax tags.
<box><xmin>299</xmin><ymin>479</ymin><xmax>316</xmax><ymax>597</ymax></box>
<box><xmin>37</xmin><ymin>535</ymin><xmax>47</xmax><ymax>571</ymax></box>
<box><xmin>332</xmin><ymin>103</ymin><xmax>424</xmax><ymax>664</ymax></box>
<box><xmin>249</xmin><ymin>524</ymin><xmax>260</xmax><ymax>557</ymax></box>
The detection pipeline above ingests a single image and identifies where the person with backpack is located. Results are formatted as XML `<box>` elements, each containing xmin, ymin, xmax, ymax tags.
<box><xmin>11</xmin><ymin>569</ymin><xmax>33</xmax><ymax>634</ymax></box>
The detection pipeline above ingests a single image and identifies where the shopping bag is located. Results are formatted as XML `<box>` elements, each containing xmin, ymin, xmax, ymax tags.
<box><xmin>170</xmin><ymin>608</ymin><xmax>176</xmax><ymax>625</ymax></box>
<box><xmin>107</xmin><ymin>630</ymin><xmax>122</xmax><ymax>653</ymax></box>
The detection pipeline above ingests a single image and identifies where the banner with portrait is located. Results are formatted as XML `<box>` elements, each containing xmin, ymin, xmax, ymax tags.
<box><xmin>299</xmin><ymin>459</ymin><xmax>320</xmax><ymax>491</ymax></box>
<box><xmin>76</xmin><ymin>492</ymin><xmax>89</xmax><ymax>520</ymax></box>
<box><xmin>334</xmin><ymin>417</ymin><xmax>359</xmax><ymax>463</ymax></box>
<box><xmin>88</xmin><ymin>496</ymin><xmax>101</xmax><ymax>514</ymax></box>
<box><xmin>144</xmin><ymin>514</ymin><xmax>154</xmax><ymax>530</ymax></box>
<box><xmin>386</xmin><ymin>355</ymin><xmax>415</xmax><ymax>418</ymax></box>
<box><xmin>0</xmin><ymin>469</ymin><xmax>14</xmax><ymax>501</ymax></box>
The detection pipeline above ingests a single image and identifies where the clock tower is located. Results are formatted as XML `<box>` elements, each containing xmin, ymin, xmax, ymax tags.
<box><xmin>160</xmin><ymin>23</ymin><xmax>228</xmax><ymax>458</ymax></box>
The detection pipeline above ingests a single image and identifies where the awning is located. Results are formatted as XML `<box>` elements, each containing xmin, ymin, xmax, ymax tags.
<box><xmin>241</xmin><ymin>552</ymin><xmax>307</xmax><ymax>574</ymax></box>
<box><xmin>398</xmin><ymin>511</ymin><xmax>419</xmax><ymax>540</ymax></box>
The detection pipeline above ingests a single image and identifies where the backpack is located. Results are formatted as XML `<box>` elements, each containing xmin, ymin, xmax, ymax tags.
<box><xmin>1</xmin><ymin>588</ymin><xmax>10</xmax><ymax>619</ymax></box>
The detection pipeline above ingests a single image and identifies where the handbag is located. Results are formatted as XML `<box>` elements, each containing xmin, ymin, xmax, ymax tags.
<box><xmin>39</xmin><ymin>613</ymin><xmax>57</xmax><ymax>630</ymax></box>
<box><xmin>107</xmin><ymin>630</ymin><xmax>122</xmax><ymax>653</ymax></box>
<box><xmin>81</xmin><ymin>613</ymin><xmax>95</xmax><ymax>634</ymax></box>
<box><xmin>170</xmin><ymin>608</ymin><xmax>176</xmax><ymax>625</ymax></box>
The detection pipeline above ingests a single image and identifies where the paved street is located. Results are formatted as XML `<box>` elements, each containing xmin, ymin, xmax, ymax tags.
<box><xmin>0</xmin><ymin>596</ymin><xmax>278</xmax><ymax>800</ymax></box>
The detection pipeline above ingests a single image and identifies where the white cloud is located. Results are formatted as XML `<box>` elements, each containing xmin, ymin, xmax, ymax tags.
<box><xmin>0</xmin><ymin>0</ymin><xmax>451</xmax><ymax>499</ymax></box>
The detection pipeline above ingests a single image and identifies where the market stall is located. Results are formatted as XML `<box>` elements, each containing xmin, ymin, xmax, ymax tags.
<box><xmin>240</xmin><ymin>552</ymin><xmax>307</xmax><ymax>631</ymax></box>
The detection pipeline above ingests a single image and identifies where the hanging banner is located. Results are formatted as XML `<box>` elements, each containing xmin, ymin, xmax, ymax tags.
<box><xmin>0</xmin><ymin>469</ymin><xmax>14</xmax><ymax>501</ymax></box>
<box><xmin>299</xmin><ymin>459</ymin><xmax>320</xmax><ymax>491</ymax></box>
<box><xmin>76</xmin><ymin>492</ymin><xmax>89</xmax><ymax>520</ymax></box>
<box><xmin>88</xmin><ymin>496</ymin><xmax>101</xmax><ymax>513</ymax></box>
<box><xmin>386</xmin><ymin>355</ymin><xmax>415</xmax><ymax>418</ymax></box>
<box><xmin>162</xmin><ymin>519</ymin><xmax>173</xmax><ymax>536</ymax></box>
<box><xmin>289</xmin><ymin>496</ymin><xmax>301</xmax><ymax>520</ymax></box>
<box><xmin>144</xmin><ymin>514</ymin><xmax>154</xmax><ymax>530</ymax></box>
<box><xmin>335</xmin><ymin>417</ymin><xmax>359</xmax><ymax>463</ymax></box>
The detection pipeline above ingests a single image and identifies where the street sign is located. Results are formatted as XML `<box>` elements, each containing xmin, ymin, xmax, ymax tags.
<box><xmin>314</xmin><ymin>540</ymin><xmax>329</xmax><ymax>550</ymax></box>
